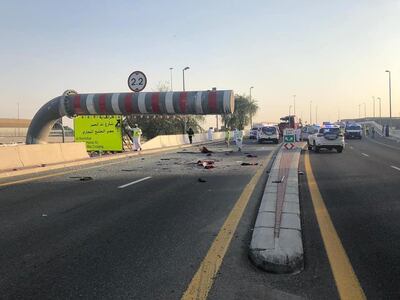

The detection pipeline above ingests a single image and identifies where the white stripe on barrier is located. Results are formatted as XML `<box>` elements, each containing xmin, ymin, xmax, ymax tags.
<box><xmin>223</xmin><ymin>90</ymin><xmax>230</xmax><ymax>113</ymax></box>
<box><xmin>111</xmin><ymin>93</ymin><xmax>121</xmax><ymax>114</ymax></box>
<box><xmin>165</xmin><ymin>92</ymin><xmax>175</xmax><ymax>113</ymax></box>
<box><xmin>86</xmin><ymin>94</ymin><xmax>96</xmax><ymax>114</ymax></box>
<box><xmin>195</xmin><ymin>91</ymin><xmax>203</xmax><ymax>114</ymax></box>
<box><xmin>138</xmin><ymin>93</ymin><xmax>147</xmax><ymax>113</ymax></box>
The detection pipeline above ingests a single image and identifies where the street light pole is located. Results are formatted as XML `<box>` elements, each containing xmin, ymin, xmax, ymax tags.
<box><xmin>169</xmin><ymin>67</ymin><xmax>173</xmax><ymax>91</ymax></box>
<box><xmin>377</xmin><ymin>97</ymin><xmax>382</xmax><ymax>125</ymax></box>
<box><xmin>293</xmin><ymin>95</ymin><xmax>296</xmax><ymax>116</ymax></box>
<box><xmin>249</xmin><ymin>86</ymin><xmax>254</xmax><ymax>127</ymax></box>
<box><xmin>289</xmin><ymin>105</ymin><xmax>292</xmax><ymax>117</ymax></box>
<box><xmin>309</xmin><ymin>101</ymin><xmax>312</xmax><ymax>124</ymax></box>
<box><xmin>385</xmin><ymin>70</ymin><xmax>392</xmax><ymax>130</ymax></box>
<box><xmin>372</xmin><ymin>96</ymin><xmax>375</xmax><ymax>118</ymax></box>
<box><xmin>182</xmin><ymin>66</ymin><xmax>190</xmax><ymax>91</ymax></box>
<box><xmin>315</xmin><ymin>105</ymin><xmax>318</xmax><ymax>124</ymax></box>
<box><xmin>358</xmin><ymin>104</ymin><xmax>361</xmax><ymax>119</ymax></box>
<box><xmin>363</xmin><ymin>102</ymin><xmax>366</xmax><ymax>118</ymax></box>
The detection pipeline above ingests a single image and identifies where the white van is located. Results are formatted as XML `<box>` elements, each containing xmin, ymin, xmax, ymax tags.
<box><xmin>257</xmin><ymin>125</ymin><xmax>280</xmax><ymax>144</ymax></box>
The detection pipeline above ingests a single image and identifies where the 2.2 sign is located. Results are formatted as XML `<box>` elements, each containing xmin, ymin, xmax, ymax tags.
<box><xmin>128</xmin><ymin>71</ymin><xmax>147</xmax><ymax>92</ymax></box>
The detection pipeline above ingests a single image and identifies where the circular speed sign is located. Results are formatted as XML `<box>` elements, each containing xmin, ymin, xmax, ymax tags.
<box><xmin>127</xmin><ymin>71</ymin><xmax>147</xmax><ymax>92</ymax></box>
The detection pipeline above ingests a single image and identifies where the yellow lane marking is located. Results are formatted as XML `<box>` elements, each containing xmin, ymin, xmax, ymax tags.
<box><xmin>182</xmin><ymin>152</ymin><xmax>272</xmax><ymax>300</ymax></box>
<box><xmin>305</xmin><ymin>152</ymin><xmax>366</xmax><ymax>300</ymax></box>
<box><xmin>0</xmin><ymin>158</ymin><xmax>138</xmax><ymax>188</ymax></box>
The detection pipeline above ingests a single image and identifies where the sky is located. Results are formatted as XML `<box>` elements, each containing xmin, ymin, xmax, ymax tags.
<box><xmin>1</xmin><ymin>0</ymin><xmax>400</xmax><ymax>128</ymax></box>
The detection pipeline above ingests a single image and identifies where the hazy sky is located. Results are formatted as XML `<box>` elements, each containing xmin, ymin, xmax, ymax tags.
<box><xmin>1</xmin><ymin>0</ymin><xmax>400</xmax><ymax>126</ymax></box>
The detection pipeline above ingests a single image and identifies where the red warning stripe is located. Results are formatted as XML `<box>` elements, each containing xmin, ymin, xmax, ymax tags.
<box><xmin>151</xmin><ymin>93</ymin><xmax>160</xmax><ymax>113</ymax></box>
<box><xmin>179</xmin><ymin>92</ymin><xmax>187</xmax><ymax>113</ymax></box>
<box><xmin>208</xmin><ymin>91</ymin><xmax>217</xmax><ymax>113</ymax></box>
<box><xmin>124</xmin><ymin>94</ymin><xmax>133</xmax><ymax>113</ymax></box>
<box><xmin>73</xmin><ymin>94</ymin><xmax>83</xmax><ymax>114</ymax></box>
<box><xmin>99</xmin><ymin>94</ymin><xmax>107</xmax><ymax>113</ymax></box>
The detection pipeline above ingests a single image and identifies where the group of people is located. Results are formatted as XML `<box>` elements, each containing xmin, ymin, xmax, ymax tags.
<box><xmin>123</xmin><ymin>119</ymin><xmax>245</xmax><ymax>153</ymax></box>
<box><xmin>186</xmin><ymin>127</ymin><xmax>244</xmax><ymax>151</ymax></box>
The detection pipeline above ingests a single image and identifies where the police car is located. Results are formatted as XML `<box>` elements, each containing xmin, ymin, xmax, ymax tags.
<box><xmin>307</xmin><ymin>124</ymin><xmax>345</xmax><ymax>153</ymax></box>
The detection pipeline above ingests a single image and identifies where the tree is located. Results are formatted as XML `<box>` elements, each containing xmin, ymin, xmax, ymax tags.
<box><xmin>127</xmin><ymin>82</ymin><xmax>205</xmax><ymax>139</ymax></box>
<box><xmin>222</xmin><ymin>94</ymin><xmax>259</xmax><ymax>130</ymax></box>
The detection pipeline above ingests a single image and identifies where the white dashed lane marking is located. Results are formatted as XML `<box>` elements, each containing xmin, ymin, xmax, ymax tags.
<box><xmin>361</xmin><ymin>153</ymin><xmax>369</xmax><ymax>157</ymax></box>
<box><xmin>390</xmin><ymin>166</ymin><xmax>400</xmax><ymax>172</ymax></box>
<box><xmin>118</xmin><ymin>176</ymin><xmax>152</xmax><ymax>189</ymax></box>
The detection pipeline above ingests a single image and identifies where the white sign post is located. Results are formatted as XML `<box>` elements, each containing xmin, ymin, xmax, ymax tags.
<box><xmin>128</xmin><ymin>71</ymin><xmax>147</xmax><ymax>92</ymax></box>
<box><xmin>283</xmin><ymin>128</ymin><xmax>296</xmax><ymax>150</ymax></box>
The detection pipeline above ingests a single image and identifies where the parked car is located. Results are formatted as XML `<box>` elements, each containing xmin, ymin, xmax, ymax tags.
<box><xmin>301</xmin><ymin>125</ymin><xmax>320</xmax><ymax>141</ymax></box>
<box><xmin>308</xmin><ymin>125</ymin><xmax>345</xmax><ymax>153</ymax></box>
<box><xmin>249</xmin><ymin>123</ymin><xmax>268</xmax><ymax>139</ymax></box>
<box><xmin>257</xmin><ymin>125</ymin><xmax>280</xmax><ymax>144</ymax></box>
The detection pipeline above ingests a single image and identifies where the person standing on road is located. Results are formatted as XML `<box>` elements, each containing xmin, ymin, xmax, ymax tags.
<box><xmin>225</xmin><ymin>130</ymin><xmax>231</xmax><ymax>147</ymax></box>
<box><xmin>208</xmin><ymin>127</ymin><xmax>214</xmax><ymax>141</ymax></box>
<box><xmin>187</xmin><ymin>127</ymin><xmax>194</xmax><ymax>144</ymax></box>
<box><xmin>132</xmin><ymin>124</ymin><xmax>142</xmax><ymax>151</ymax></box>
<box><xmin>234</xmin><ymin>128</ymin><xmax>243</xmax><ymax>152</ymax></box>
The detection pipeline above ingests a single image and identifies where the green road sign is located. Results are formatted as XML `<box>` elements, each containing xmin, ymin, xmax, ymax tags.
<box><xmin>284</xmin><ymin>135</ymin><xmax>295</xmax><ymax>143</ymax></box>
<box><xmin>74</xmin><ymin>115</ymin><xmax>123</xmax><ymax>151</ymax></box>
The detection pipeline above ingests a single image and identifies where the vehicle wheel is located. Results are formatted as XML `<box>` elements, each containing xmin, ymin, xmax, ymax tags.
<box><xmin>313</xmin><ymin>142</ymin><xmax>320</xmax><ymax>153</ymax></box>
<box><xmin>307</xmin><ymin>142</ymin><xmax>312</xmax><ymax>150</ymax></box>
<box><xmin>274</xmin><ymin>139</ymin><xmax>279</xmax><ymax>144</ymax></box>
<box><xmin>337</xmin><ymin>147</ymin><xmax>343</xmax><ymax>153</ymax></box>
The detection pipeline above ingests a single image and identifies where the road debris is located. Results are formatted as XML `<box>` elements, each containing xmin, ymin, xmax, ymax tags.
<box><xmin>200</xmin><ymin>146</ymin><xmax>213</xmax><ymax>154</ymax></box>
<box><xmin>241</xmin><ymin>162</ymin><xmax>259</xmax><ymax>166</ymax></box>
<box><xmin>70</xmin><ymin>176</ymin><xmax>94</xmax><ymax>181</ymax></box>
<box><xmin>198</xmin><ymin>178</ymin><xmax>207</xmax><ymax>182</ymax></box>
<box><xmin>197</xmin><ymin>160</ymin><xmax>215</xmax><ymax>169</ymax></box>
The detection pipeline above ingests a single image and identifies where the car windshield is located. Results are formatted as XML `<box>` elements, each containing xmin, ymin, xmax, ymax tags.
<box><xmin>262</xmin><ymin>127</ymin><xmax>276</xmax><ymax>134</ymax></box>
<box><xmin>320</xmin><ymin>127</ymin><xmax>340</xmax><ymax>134</ymax></box>
<box><xmin>347</xmin><ymin>125</ymin><xmax>361</xmax><ymax>130</ymax></box>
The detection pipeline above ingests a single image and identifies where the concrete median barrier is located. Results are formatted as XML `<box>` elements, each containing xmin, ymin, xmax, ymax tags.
<box><xmin>249</xmin><ymin>143</ymin><xmax>304</xmax><ymax>273</ymax></box>
<box><xmin>141</xmin><ymin>132</ymin><xmax>226</xmax><ymax>151</ymax></box>
<box><xmin>0</xmin><ymin>146</ymin><xmax>24</xmax><ymax>170</ymax></box>
<box><xmin>0</xmin><ymin>143</ymin><xmax>89</xmax><ymax>172</ymax></box>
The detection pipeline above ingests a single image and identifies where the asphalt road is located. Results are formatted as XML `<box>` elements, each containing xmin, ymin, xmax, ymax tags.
<box><xmin>0</xmin><ymin>140</ymin><xmax>277</xmax><ymax>299</ymax></box>
<box><xmin>305</xmin><ymin>135</ymin><xmax>400</xmax><ymax>299</ymax></box>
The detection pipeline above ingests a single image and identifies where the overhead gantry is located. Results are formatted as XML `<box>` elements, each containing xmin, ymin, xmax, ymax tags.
<box><xmin>26</xmin><ymin>90</ymin><xmax>235</xmax><ymax>144</ymax></box>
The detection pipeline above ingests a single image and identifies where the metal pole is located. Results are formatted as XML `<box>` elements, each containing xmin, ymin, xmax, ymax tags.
<box><xmin>377</xmin><ymin>97</ymin><xmax>382</xmax><ymax>125</ymax></box>
<box><xmin>182</xmin><ymin>67</ymin><xmax>190</xmax><ymax>133</ymax></box>
<box><xmin>315</xmin><ymin>105</ymin><xmax>318</xmax><ymax>124</ymax></box>
<box><xmin>249</xmin><ymin>86</ymin><xmax>254</xmax><ymax>127</ymax></box>
<box><xmin>169</xmin><ymin>67</ymin><xmax>173</xmax><ymax>91</ymax></box>
<box><xmin>289</xmin><ymin>105</ymin><xmax>292</xmax><ymax>117</ymax></box>
<box><xmin>364</xmin><ymin>102</ymin><xmax>366</xmax><ymax>118</ymax></box>
<box><xmin>293</xmin><ymin>95</ymin><xmax>296</xmax><ymax>116</ymax></box>
<box><xmin>17</xmin><ymin>102</ymin><xmax>20</xmax><ymax>137</ymax></box>
<box><xmin>385</xmin><ymin>70</ymin><xmax>392</xmax><ymax>130</ymax></box>
<box><xmin>372</xmin><ymin>96</ymin><xmax>375</xmax><ymax>118</ymax></box>
<box><xmin>309</xmin><ymin>101</ymin><xmax>312</xmax><ymax>124</ymax></box>
<box><xmin>182</xmin><ymin>70</ymin><xmax>185</xmax><ymax>91</ymax></box>
<box><xmin>358</xmin><ymin>104</ymin><xmax>361</xmax><ymax>119</ymax></box>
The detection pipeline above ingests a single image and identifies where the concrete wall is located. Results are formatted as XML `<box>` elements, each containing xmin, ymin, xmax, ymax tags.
<box><xmin>141</xmin><ymin>132</ymin><xmax>227</xmax><ymax>150</ymax></box>
<box><xmin>0</xmin><ymin>143</ymin><xmax>88</xmax><ymax>171</ymax></box>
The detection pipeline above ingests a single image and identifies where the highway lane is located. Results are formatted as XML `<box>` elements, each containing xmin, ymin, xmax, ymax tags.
<box><xmin>307</xmin><ymin>136</ymin><xmax>400</xmax><ymax>298</ymax></box>
<box><xmin>0</xmin><ymin>141</ymin><xmax>276</xmax><ymax>299</ymax></box>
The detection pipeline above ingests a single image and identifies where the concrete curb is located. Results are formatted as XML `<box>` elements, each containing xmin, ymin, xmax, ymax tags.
<box><xmin>249</xmin><ymin>144</ymin><xmax>303</xmax><ymax>273</ymax></box>
<box><xmin>0</xmin><ymin>139</ymin><xmax>224</xmax><ymax>180</ymax></box>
